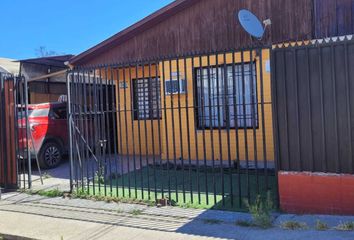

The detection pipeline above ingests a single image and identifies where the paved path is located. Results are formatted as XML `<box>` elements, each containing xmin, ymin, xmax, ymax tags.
<box><xmin>1</xmin><ymin>192</ymin><xmax>354</xmax><ymax>240</ymax></box>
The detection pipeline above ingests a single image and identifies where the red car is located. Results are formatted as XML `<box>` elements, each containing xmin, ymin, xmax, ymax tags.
<box><xmin>18</xmin><ymin>102</ymin><xmax>68</xmax><ymax>169</ymax></box>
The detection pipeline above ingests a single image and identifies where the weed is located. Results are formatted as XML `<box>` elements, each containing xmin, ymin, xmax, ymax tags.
<box><xmin>315</xmin><ymin>220</ymin><xmax>329</xmax><ymax>231</ymax></box>
<box><xmin>130</xmin><ymin>209</ymin><xmax>143</xmax><ymax>216</ymax></box>
<box><xmin>235</xmin><ymin>220</ymin><xmax>253</xmax><ymax>227</ymax></box>
<box><xmin>37</xmin><ymin>188</ymin><xmax>64</xmax><ymax>198</ymax></box>
<box><xmin>42</xmin><ymin>172</ymin><xmax>52</xmax><ymax>179</ymax></box>
<box><xmin>203</xmin><ymin>219</ymin><xmax>222</xmax><ymax>225</ymax></box>
<box><xmin>178</xmin><ymin>201</ymin><xmax>209</xmax><ymax>210</ymax></box>
<box><xmin>281</xmin><ymin>221</ymin><xmax>308</xmax><ymax>230</ymax></box>
<box><xmin>335</xmin><ymin>222</ymin><xmax>354</xmax><ymax>231</ymax></box>
<box><xmin>116</xmin><ymin>209</ymin><xmax>124</xmax><ymax>213</ymax></box>
<box><xmin>244</xmin><ymin>191</ymin><xmax>274</xmax><ymax>229</ymax></box>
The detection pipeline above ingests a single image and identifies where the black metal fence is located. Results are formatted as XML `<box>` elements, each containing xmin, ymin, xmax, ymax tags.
<box><xmin>0</xmin><ymin>73</ymin><xmax>30</xmax><ymax>189</ymax></box>
<box><xmin>68</xmin><ymin>47</ymin><xmax>277</xmax><ymax>210</ymax></box>
<box><xmin>272</xmin><ymin>36</ymin><xmax>354</xmax><ymax>174</ymax></box>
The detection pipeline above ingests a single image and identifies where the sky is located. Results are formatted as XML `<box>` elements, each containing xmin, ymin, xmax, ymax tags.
<box><xmin>0</xmin><ymin>0</ymin><xmax>174</xmax><ymax>60</ymax></box>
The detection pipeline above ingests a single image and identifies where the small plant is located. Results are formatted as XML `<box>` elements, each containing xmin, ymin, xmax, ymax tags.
<box><xmin>130</xmin><ymin>209</ymin><xmax>143</xmax><ymax>216</ymax></box>
<box><xmin>37</xmin><ymin>188</ymin><xmax>64</xmax><ymax>198</ymax></box>
<box><xmin>116</xmin><ymin>208</ymin><xmax>123</xmax><ymax>214</ymax></box>
<box><xmin>335</xmin><ymin>221</ymin><xmax>354</xmax><ymax>231</ymax></box>
<box><xmin>315</xmin><ymin>220</ymin><xmax>329</xmax><ymax>231</ymax></box>
<box><xmin>42</xmin><ymin>172</ymin><xmax>52</xmax><ymax>179</ymax></box>
<box><xmin>281</xmin><ymin>221</ymin><xmax>308</xmax><ymax>230</ymax></box>
<box><xmin>203</xmin><ymin>219</ymin><xmax>222</xmax><ymax>225</ymax></box>
<box><xmin>235</xmin><ymin>220</ymin><xmax>253</xmax><ymax>227</ymax></box>
<box><xmin>244</xmin><ymin>191</ymin><xmax>274</xmax><ymax>229</ymax></box>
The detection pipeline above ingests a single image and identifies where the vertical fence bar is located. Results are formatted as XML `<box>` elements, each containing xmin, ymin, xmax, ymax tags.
<box><xmin>215</xmin><ymin>54</ymin><xmax>225</xmax><ymax>206</ymax></box>
<box><xmin>293</xmin><ymin>48</ymin><xmax>302</xmax><ymax>171</ymax></box>
<box><xmin>206</xmin><ymin>54</ymin><xmax>217</xmax><ymax>205</ymax></box>
<box><xmin>231</xmin><ymin>51</ymin><xmax>242</xmax><ymax>207</ymax></box>
<box><xmin>198</xmin><ymin>55</ymin><xmax>208</xmax><ymax>205</ymax></box>
<box><xmin>148</xmin><ymin>62</ymin><xmax>158</xmax><ymax>201</ymax></box>
<box><xmin>343</xmin><ymin>42</ymin><xmax>354</xmax><ymax>173</ymax></box>
<box><xmin>116</xmin><ymin>67</ymin><xmax>125</xmax><ymax>197</ymax></box>
<box><xmin>131</xmin><ymin>64</ymin><xmax>144</xmax><ymax>199</ymax></box>
<box><xmin>142</xmin><ymin>63</ymin><xmax>151</xmax><ymax>199</ymax></box>
<box><xmin>191</xmin><ymin>56</ymin><xmax>200</xmax><ymax>204</ymax></box>
<box><xmin>330</xmin><ymin>44</ymin><xmax>340</xmax><ymax>173</ymax></box>
<box><xmin>223</xmin><ymin>52</ymin><xmax>233</xmax><ymax>207</ymax></box>
<box><xmin>241</xmin><ymin>50</ymin><xmax>250</xmax><ymax>202</ymax></box>
<box><xmin>161</xmin><ymin>60</ymin><xmax>171</xmax><ymax>201</ymax></box>
<box><xmin>183</xmin><ymin>56</ymin><xmax>193</xmax><ymax>204</ymax></box>
<box><xmin>168</xmin><ymin>58</ymin><xmax>179</xmax><ymax>202</ymax></box>
<box><xmin>176</xmin><ymin>58</ymin><xmax>186</xmax><ymax>203</ymax></box>
<box><xmin>259</xmin><ymin>49</ymin><xmax>269</xmax><ymax>191</ymax></box>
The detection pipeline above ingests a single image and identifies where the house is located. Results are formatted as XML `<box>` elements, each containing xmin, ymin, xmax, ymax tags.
<box><xmin>19</xmin><ymin>55</ymin><xmax>73</xmax><ymax>104</ymax></box>
<box><xmin>0</xmin><ymin>58</ymin><xmax>20</xmax><ymax>74</ymax></box>
<box><xmin>64</xmin><ymin>0</ymin><xmax>354</xmax><ymax>213</ymax></box>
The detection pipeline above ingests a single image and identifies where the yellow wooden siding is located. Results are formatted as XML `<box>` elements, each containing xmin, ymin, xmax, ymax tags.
<box><xmin>113</xmin><ymin>65</ymin><xmax>161</xmax><ymax>156</ymax></box>
<box><xmin>113</xmin><ymin>49</ymin><xmax>274</xmax><ymax>163</ymax></box>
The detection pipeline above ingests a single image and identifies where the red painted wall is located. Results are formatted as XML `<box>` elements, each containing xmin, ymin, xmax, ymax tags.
<box><xmin>278</xmin><ymin>171</ymin><xmax>354</xmax><ymax>215</ymax></box>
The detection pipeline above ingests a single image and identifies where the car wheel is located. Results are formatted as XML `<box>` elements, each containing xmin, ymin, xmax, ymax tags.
<box><xmin>38</xmin><ymin>141</ymin><xmax>62</xmax><ymax>169</ymax></box>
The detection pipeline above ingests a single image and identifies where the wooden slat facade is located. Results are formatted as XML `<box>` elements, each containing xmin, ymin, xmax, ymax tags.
<box><xmin>72</xmin><ymin>0</ymin><xmax>354</xmax><ymax>66</ymax></box>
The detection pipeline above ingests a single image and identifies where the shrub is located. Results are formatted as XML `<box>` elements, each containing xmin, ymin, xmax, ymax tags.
<box><xmin>244</xmin><ymin>191</ymin><xmax>274</xmax><ymax>229</ymax></box>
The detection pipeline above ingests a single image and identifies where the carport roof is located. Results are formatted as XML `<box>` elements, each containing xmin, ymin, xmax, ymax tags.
<box><xmin>19</xmin><ymin>55</ymin><xmax>74</xmax><ymax>68</ymax></box>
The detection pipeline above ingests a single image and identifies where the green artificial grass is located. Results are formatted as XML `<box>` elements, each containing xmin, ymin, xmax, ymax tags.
<box><xmin>78</xmin><ymin>166</ymin><xmax>277</xmax><ymax>211</ymax></box>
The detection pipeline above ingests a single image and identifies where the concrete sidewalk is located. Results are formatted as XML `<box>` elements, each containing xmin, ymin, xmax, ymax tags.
<box><xmin>0</xmin><ymin>193</ymin><xmax>354</xmax><ymax>240</ymax></box>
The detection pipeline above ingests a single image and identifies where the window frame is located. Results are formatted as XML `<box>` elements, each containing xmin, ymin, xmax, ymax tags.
<box><xmin>194</xmin><ymin>61</ymin><xmax>259</xmax><ymax>130</ymax></box>
<box><xmin>132</xmin><ymin>76</ymin><xmax>161</xmax><ymax>121</ymax></box>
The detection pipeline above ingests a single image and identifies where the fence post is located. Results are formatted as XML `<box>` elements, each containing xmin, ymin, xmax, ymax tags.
<box><xmin>67</xmin><ymin>71</ymin><xmax>74</xmax><ymax>192</ymax></box>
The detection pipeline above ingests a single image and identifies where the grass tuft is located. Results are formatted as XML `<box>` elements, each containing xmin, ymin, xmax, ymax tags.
<box><xmin>281</xmin><ymin>221</ymin><xmax>308</xmax><ymax>230</ymax></box>
<box><xmin>315</xmin><ymin>220</ymin><xmax>329</xmax><ymax>231</ymax></box>
<box><xmin>335</xmin><ymin>222</ymin><xmax>354</xmax><ymax>231</ymax></box>
<box><xmin>37</xmin><ymin>188</ymin><xmax>64</xmax><ymax>198</ymax></box>
<box><xmin>129</xmin><ymin>209</ymin><xmax>143</xmax><ymax>216</ymax></box>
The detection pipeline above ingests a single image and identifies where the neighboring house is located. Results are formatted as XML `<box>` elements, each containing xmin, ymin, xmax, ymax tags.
<box><xmin>19</xmin><ymin>55</ymin><xmax>73</xmax><ymax>104</ymax></box>
<box><xmin>0</xmin><ymin>58</ymin><xmax>20</xmax><ymax>74</ymax></box>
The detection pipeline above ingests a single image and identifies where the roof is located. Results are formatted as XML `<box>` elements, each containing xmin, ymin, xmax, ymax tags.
<box><xmin>19</xmin><ymin>55</ymin><xmax>74</xmax><ymax>68</ymax></box>
<box><xmin>69</xmin><ymin>0</ymin><xmax>200</xmax><ymax>65</ymax></box>
<box><xmin>0</xmin><ymin>58</ymin><xmax>20</xmax><ymax>74</ymax></box>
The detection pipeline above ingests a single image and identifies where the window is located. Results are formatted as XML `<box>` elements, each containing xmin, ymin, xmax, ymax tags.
<box><xmin>51</xmin><ymin>107</ymin><xmax>67</xmax><ymax>120</ymax></box>
<box><xmin>29</xmin><ymin>108</ymin><xmax>49</xmax><ymax>117</ymax></box>
<box><xmin>133</xmin><ymin>77</ymin><xmax>161</xmax><ymax>120</ymax></box>
<box><xmin>195</xmin><ymin>63</ymin><xmax>258</xmax><ymax>129</ymax></box>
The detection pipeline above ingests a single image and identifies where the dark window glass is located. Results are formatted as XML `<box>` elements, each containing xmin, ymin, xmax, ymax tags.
<box><xmin>51</xmin><ymin>107</ymin><xmax>67</xmax><ymax>119</ymax></box>
<box><xmin>133</xmin><ymin>77</ymin><xmax>161</xmax><ymax>120</ymax></box>
<box><xmin>195</xmin><ymin>63</ymin><xmax>258</xmax><ymax>129</ymax></box>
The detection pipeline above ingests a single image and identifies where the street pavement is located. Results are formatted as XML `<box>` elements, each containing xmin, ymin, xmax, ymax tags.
<box><xmin>0</xmin><ymin>192</ymin><xmax>354</xmax><ymax>240</ymax></box>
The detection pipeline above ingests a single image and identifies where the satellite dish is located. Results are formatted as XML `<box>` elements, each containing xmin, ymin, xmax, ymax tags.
<box><xmin>238</xmin><ymin>9</ymin><xmax>265</xmax><ymax>39</ymax></box>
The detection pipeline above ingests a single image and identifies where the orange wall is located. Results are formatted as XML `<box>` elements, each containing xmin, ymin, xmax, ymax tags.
<box><xmin>113</xmin><ymin>49</ymin><xmax>274</xmax><ymax>163</ymax></box>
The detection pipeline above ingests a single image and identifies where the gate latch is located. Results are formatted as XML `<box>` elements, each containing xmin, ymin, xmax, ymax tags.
<box><xmin>98</xmin><ymin>140</ymin><xmax>107</xmax><ymax>147</ymax></box>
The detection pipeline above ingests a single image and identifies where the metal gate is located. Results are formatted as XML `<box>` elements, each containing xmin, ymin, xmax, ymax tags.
<box><xmin>272</xmin><ymin>36</ymin><xmax>354</xmax><ymax>174</ymax></box>
<box><xmin>0</xmin><ymin>72</ymin><xmax>31</xmax><ymax>190</ymax></box>
<box><xmin>67</xmin><ymin>47</ymin><xmax>277</xmax><ymax>210</ymax></box>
